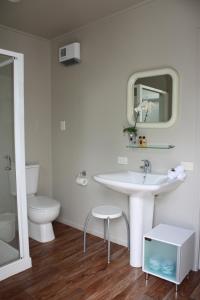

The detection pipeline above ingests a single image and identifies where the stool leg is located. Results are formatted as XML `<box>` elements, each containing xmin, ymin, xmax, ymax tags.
<box><xmin>83</xmin><ymin>211</ymin><xmax>92</xmax><ymax>253</ymax></box>
<box><xmin>107</xmin><ymin>217</ymin><xmax>110</xmax><ymax>264</ymax></box>
<box><xmin>104</xmin><ymin>219</ymin><xmax>107</xmax><ymax>242</ymax></box>
<box><xmin>122</xmin><ymin>212</ymin><xmax>130</xmax><ymax>250</ymax></box>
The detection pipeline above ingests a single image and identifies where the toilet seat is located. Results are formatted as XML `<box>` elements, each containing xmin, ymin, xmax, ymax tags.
<box><xmin>28</xmin><ymin>196</ymin><xmax>60</xmax><ymax>211</ymax></box>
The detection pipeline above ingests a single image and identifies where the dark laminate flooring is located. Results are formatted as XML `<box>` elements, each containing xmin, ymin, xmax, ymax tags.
<box><xmin>0</xmin><ymin>222</ymin><xmax>200</xmax><ymax>300</ymax></box>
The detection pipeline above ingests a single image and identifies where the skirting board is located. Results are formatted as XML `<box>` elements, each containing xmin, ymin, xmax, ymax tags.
<box><xmin>57</xmin><ymin>216</ymin><xmax>128</xmax><ymax>248</ymax></box>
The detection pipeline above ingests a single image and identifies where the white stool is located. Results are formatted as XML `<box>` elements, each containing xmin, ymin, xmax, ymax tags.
<box><xmin>83</xmin><ymin>205</ymin><xmax>130</xmax><ymax>263</ymax></box>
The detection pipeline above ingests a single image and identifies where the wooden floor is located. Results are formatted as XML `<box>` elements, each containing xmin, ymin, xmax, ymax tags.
<box><xmin>1</xmin><ymin>222</ymin><xmax>200</xmax><ymax>300</ymax></box>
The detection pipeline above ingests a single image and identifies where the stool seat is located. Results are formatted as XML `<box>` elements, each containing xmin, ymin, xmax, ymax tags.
<box><xmin>92</xmin><ymin>205</ymin><xmax>122</xmax><ymax>219</ymax></box>
<box><xmin>83</xmin><ymin>204</ymin><xmax>130</xmax><ymax>264</ymax></box>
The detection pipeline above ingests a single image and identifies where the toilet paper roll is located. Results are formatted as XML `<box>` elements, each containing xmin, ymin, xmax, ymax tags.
<box><xmin>76</xmin><ymin>176</ymin><xmax>88</xmax><ymax>186</ymax></box>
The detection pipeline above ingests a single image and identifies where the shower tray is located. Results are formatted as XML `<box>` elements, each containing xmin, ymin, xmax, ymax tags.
<box><xmin>0</xmin><ymin>239</ymin><xmax>19</xmax><ymax>267</ymax></box>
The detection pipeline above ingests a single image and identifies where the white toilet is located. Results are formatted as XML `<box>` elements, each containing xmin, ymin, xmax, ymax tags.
<box><xmin>9</xmin><ymin>164</ymin><xmax>60</xmax><ymax>243</ymax></box>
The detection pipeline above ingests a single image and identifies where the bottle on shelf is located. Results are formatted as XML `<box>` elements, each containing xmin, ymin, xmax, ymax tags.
<box><xmin>139</xmin><ymin>136</ymin><xmax>143</xmax><ymax>146</ymax></box>
<box><xmin>142</xmin><ymin>136</ymin><xmax>147</xmax><ymax>147</ymax></box>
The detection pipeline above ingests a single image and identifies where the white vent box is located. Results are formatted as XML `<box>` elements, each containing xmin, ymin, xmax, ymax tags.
<box><xmin>59</xmin><ymin>42</ymin><xmax>80</xmax><ymax>65</ymax></box>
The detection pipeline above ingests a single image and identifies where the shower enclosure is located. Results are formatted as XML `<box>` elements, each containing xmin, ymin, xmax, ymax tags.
<box><xmin>0</xmin><ymin>48</ymin><xmax>31</xmax><ymax>281</ymax></box>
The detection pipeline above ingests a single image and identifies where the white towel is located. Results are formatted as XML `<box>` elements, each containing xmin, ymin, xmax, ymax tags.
<box><xmin>168</xmin><ymin>165</ymin><xmax>186</xmax><ymax>181</ymax></box>
<box><xmin>168</xmin><ymin>170</ymin><xmax>177</xmax><ymax>180</ymax></box>
<box><xmin>175</xmin><ymin>165</ymin><xmax>184</xmax><ymax>174</ymax></box>
<box><xmin>177</xmin><ymin>173</ymin><xmax>186</xmax><ymax>181</ymax></box>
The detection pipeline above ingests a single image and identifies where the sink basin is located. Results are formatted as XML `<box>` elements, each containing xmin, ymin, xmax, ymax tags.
<box><xmin>94</xmin><ymin>171</ymin><xmax>180</xmax><ymax>195</ymax></box>
<box><xmin>94</xmin><ymin>171</ymin><xmax>183</xmax><ymax>268</ymax></box>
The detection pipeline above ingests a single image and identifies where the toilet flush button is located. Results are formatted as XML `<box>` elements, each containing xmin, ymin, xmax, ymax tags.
<box><xmin>60</xmin><ymin>121</ymin><xmax>66</xmax><ymax>131</ymax></box>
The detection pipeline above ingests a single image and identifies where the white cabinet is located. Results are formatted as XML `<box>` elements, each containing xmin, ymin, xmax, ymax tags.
<box><xmin>143</xmin><ymin>224</ymin><xmax>194</xmax><ymax>288</ymax></box>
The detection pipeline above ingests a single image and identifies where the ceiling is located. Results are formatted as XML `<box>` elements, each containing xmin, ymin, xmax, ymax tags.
<box><xmin>0</xmin><ymin>0</ymin><xmax>146</xmax><ymax>39</ymax></box>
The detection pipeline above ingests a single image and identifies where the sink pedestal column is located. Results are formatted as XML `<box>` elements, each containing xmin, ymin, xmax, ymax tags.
<box><xmin>129</xmin><ymin>193</ymin><xmax>154</xmax><ymax>267</ymax></box>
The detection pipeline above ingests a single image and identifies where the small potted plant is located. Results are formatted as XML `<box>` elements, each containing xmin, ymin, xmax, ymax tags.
<box><xmin>123</xmin><ymin>109</ymin><xmax>139</xmax><ymax>144</ymax></box>
<box><xmin>123</xmin><ymin>126</ymin><xmax>137</xmax><ymax>144</ymax></box>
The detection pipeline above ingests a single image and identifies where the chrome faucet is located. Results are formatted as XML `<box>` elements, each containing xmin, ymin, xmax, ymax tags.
<box><xmin>140</xmin><ymin>159</ymin><xmax>151</xmax><ymax>174</ymax></box>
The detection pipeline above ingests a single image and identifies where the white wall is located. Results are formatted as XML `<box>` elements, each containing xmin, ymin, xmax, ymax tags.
<box><xmin>0</xmin><ymin>27</ymin><xmax>52</xmax><ymax>196</ymax></box>
<box><xmin>51</xmin><ymin>0</ymin><xmax>200</xmax><ymax>269</ymax></box>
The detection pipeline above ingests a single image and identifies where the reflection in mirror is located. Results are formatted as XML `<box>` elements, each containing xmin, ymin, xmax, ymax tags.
<box><xmin>134</xmin><ymin>75</ymin><xmax>172</xmax><ymax>123</ymax></box>
<box><xmin>127</xmin><ymin>68</ymin><xmax>179</xmax><ymax>128</ymax></box>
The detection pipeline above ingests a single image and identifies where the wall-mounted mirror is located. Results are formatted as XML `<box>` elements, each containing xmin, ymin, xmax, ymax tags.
<box><xmin>127</xmin><ymin>68</ymin><xmax>179</xmax><ymax>128</ymax></box>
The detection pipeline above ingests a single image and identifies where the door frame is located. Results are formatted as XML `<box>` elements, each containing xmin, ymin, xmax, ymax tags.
<box><xmin>0</xmin><ymin>48</ymin><xmax>31</xmax><ymax>281</ymax></box>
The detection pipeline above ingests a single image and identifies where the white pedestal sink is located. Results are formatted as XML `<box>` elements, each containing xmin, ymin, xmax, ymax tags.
<box><xmin>94</xmin><ymin>171</ymin><xmax>182</xmax><ymax>267</ymax></box>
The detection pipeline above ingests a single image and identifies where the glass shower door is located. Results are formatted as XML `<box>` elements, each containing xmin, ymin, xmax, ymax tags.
<box><xmin>0</xmin><ymin>54</ymin><xmax>20</xmax><ymax>266</ymax></box>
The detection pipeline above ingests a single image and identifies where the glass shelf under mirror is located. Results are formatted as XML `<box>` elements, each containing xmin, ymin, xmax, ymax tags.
<box><xmin>127</xmin><ymin>144</ymin><xmax>175</xmax><ymax>149</ymax></box>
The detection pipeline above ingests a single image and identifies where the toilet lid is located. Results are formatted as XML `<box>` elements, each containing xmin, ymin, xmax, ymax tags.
<box><xmin>28</xmin><ymin>196</ymin><xmax>60</xmax><ymax>210</ymax></box>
